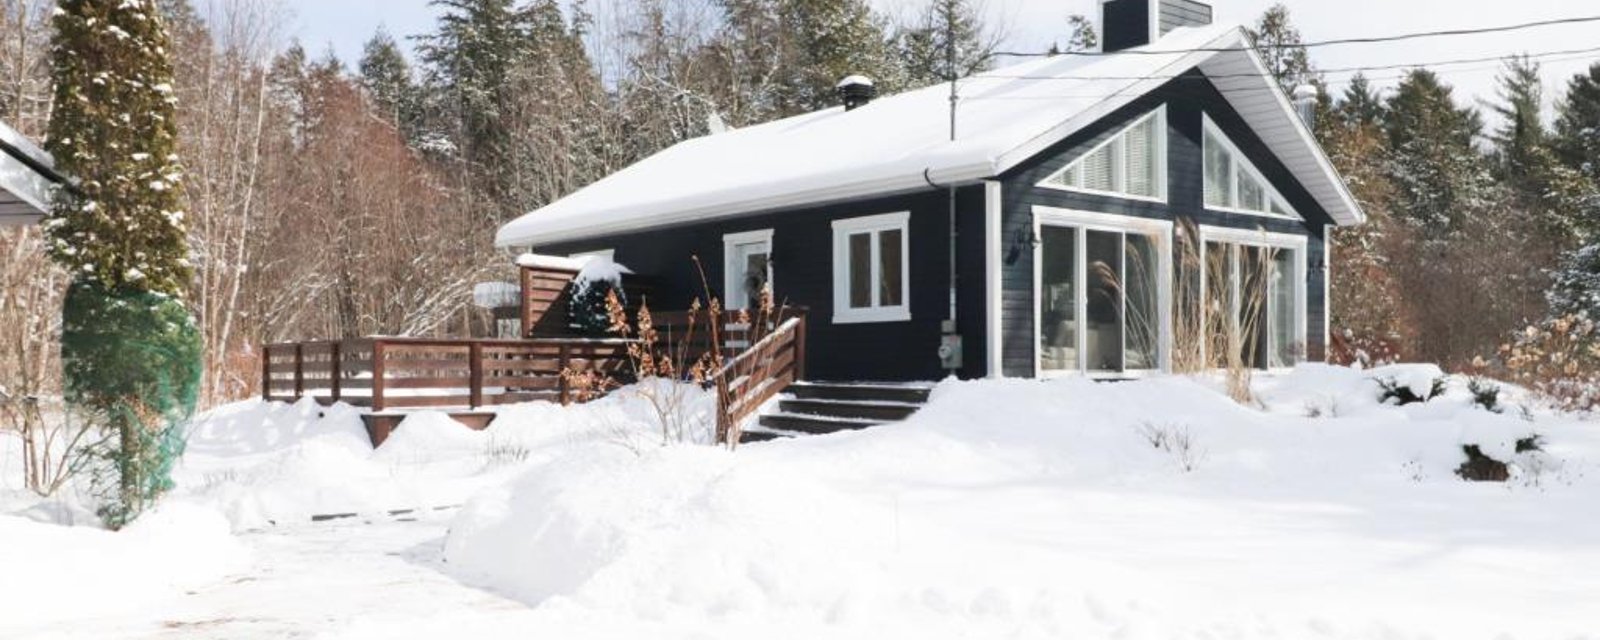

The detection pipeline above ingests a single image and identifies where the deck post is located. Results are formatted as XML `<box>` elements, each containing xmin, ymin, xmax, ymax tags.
<box><xmin>794</xmin><ymin>314</ymin><xmax>808</xmax><ymax>381</ymax></box>
<box><xmin>372</xmin><ymin>340</ymin><xmax>386</xmax><ymax>412</ymax></box>
<box><xmin>558</xmin><ymin>343</ymin><xmax>571</xmax><ymax>406</ymax></box>
<box><xmin>293</xmin><ymin>343</ymin><xmax>304</xmax><ymax>399</ymax></box>
<box><xmin>330</xmin><ymin>341</ymin><xmax>342</xmax><ymax>403</ymax></box>
<box><xmin>261</xmin><ymin>345</ymin><xmax>272</xmax><ymax>401</ymax></box>
<box><xmin>469</xmin><ymin>341</ymin><xmax>484</xmax><ymax>409</ymax></box>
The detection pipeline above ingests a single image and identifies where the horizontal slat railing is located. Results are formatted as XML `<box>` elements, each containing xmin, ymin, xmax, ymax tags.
<box><xmin>262</xmin><ymin>336</ymin><xmax>632</xmax><ymax>412</ymax></box>
<box><xmin>707</xmin><ymin>311</ymin><xmax>807</xmax><ymax>445</ymax></box>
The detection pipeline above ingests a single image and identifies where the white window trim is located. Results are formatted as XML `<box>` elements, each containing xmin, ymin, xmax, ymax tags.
<box><xmin>832</xmin><ymin>211</ymin><xmax>911</xmax><ymax>324</ymax></box>
<box><xmin>1196</xmin><ymin>225</ymin><xmax>1309</xmax><ymax>372</ymax></box>
<box><xmin>723</xmin><ymin>229</ymin><xmax>774</xmax><ymax>311</ymax></box>
<box><xmin>1202</xmin><ymin>114</ymin><xmax>1300</xmax><ymax>220</ymax></box>
<box><xmin>1031</xmin><ymin>206</ymin><xmax>1174</xmax><ymax>379</ymax></box>
<box><xmin>1038</xmin><ymin>106</ymin><xmax>1168</xmax><ymax>204</ymax></box>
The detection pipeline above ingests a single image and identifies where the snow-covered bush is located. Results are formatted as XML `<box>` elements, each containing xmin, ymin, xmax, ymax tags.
<box><xmin>1546</xmin><ymin>243</ymin><xmax>1600</xmax><ymax>320</ymax></box>
<box><xmin>567</xmin><ymin>256</ymin><xmax>630</xmax><ymax>335</ymax></box>
<box><xmin>1374</xmin><ymin>373</ymin><xmax>1444</xmax><ymax>406</ymax></box>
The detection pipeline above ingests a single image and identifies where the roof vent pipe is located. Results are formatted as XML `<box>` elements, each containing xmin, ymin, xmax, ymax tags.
<box><xmin>1292</xmin><ymin>85</ymin><xmax>1318</xmax><ymax>132</ymax></box>
<box><xmin>837</xmin><ymin>75</ymin><xmax>877</xmax><ymax>111</ymax></box>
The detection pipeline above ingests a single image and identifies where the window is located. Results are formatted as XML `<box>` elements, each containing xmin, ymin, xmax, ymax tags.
<box><xmin>1041</xmin><ymin>107</ymin><xmax>1167</xmax><ymax>201</ymax></box>
<box><xmin>1035</xmin><ymin>208</ymin><xmax>1172</xmax><ymax>376</ymax></box>
<box><xmin>833</xmin><ymin>212</ymin><xmax>911</xmax><ymax>323</ymax></box>
<box><xmin>1201</xmin><ymin>115</ymin><xmax>1297</xmax><ymax>218</ymax></box>
<box><xmin>1198</xmin><ymin>227</ymin><xmax>1306</xmax><ymax>370</ymax></box>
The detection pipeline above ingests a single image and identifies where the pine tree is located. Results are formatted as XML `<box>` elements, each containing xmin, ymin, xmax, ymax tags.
<box><xmin>1337</xmin><ymin>73</ymin><xmax>1385</xmax><ymax>129</ymax></box>
<box><xmin>1383</xmin><ymin>69</ymin><xmax>1491</xmax><ymax>234</ymax></box>
<box><xmin>46</xmin><ymin>0</ymin><xmax>201</xmax><ymax>528</ymax></box>
<box><xmin>1489</xmin><ymin>55</ymin><xmax>1592</xmax><ymax>244</ymax></box>
<box><xmin>894</xmin><ymin>0</ymin><xmax>993</xmax><ymax>89</ymax></box>
<box><xmin>1554</xmin><ymin>62</ymin><xmax>1600</xmax><ymax>184</ymax></box>
<box><xmin>772</xmin><ymin>0</ymin><xmax>899</xmax><ymax>114</ymax></box>
<box><xmin>359</xmin><ymin>28</ymin><xmax>421</xmax><ymax>138</ymax></box>
<box><xmin>1247</xmin><ymin>3</ymin><xmax>1316</xmax><ymax>96</ymax></box>
<box><xmin>1053</xmin><ymin>14</ymin><xmax>1097</xmax><ymax>54</ymax></box>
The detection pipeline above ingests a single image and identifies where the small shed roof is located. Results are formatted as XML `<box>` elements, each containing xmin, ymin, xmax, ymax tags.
<box><xmin>0</xmin><ymin>120</ymin><xmax>65</xmax><ymax>227</ymax></box>
<box><xmin>497</xmin><ymin>24</ymin><xmax>1364</xmax><ymax>247</ymax></box>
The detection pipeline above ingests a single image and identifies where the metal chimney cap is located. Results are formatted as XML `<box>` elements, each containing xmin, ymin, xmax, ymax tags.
<box><xmin>1292</xmin><ymin>85</ymin><xmax>1319</xmax><ymax>101</ymax></box>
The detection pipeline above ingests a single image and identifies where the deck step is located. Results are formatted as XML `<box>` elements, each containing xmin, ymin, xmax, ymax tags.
<box><xmin>778</xmin><ymin>398</ymin><xmax>921</xmax><ymax>422</ymax></box>
<box><xmin>758</xmin><ymin>412</ymin><xmax>880</xmax><ymax>434</ymax></box>
<box><xmin>737</xmin><ymin>429</ymin><xmax>795</xmax><ymax>444</ymax></box>
<box><xmin>785</xmin><ymin>381</ymin><xmax>934</xmax><ymax>404</ymax></box>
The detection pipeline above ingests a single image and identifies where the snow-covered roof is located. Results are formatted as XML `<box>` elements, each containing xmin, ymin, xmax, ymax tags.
<box><xmin>496</xmin><ymin>25</ymin><xmax>1364</xmax><ymax>247</ymax></box>
<box><xmin>0</xmin><ymin>120</ymin><xmax>63</xmax><ymax>226</ymax></box>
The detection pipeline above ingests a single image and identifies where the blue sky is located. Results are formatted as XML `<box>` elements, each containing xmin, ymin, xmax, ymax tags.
<box><xmin>280</xmin><ymin>0</ymin><xmax>1598</xmax><ymax>112</ymax></box>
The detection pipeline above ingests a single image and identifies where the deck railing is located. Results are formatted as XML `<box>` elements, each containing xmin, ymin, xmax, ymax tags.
<box><xmin>262</xmin><ymin>337</ymin><xmax>631</xmax><ymax>411</ymax></box>
<box><xmin>706</xmin><ymin>314</ymin><xmax>807</xmax><ymax>445</ymax></box>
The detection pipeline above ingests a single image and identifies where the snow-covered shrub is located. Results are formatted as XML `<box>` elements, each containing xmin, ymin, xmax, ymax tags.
<box><xmin>1467</xmin><ymin>378</ymin><xmax>1503</xmax><ymax>413</ymax></box>
<box><xmin>1375</xmin><ymin>374</ymin><xmax>1444</xmax><ymax>405</ymax></box>
<box><xmin>1545</xmin><ymin>244</ymin><xmax>1600</xmax><ymax>320</ymax></box>
<box><xmin>1497</xmin><ymin>314</ymin><xmax>1600</xmax><ymax>411</ymax></box>
<box><xmin>567</xmin><ymin>257</ymin><xmax>630</xmax><ymax>335</ymax></box>
<box><xmin>1135</xmin><ymin>421</ymin><xmax>1203</xmax><ymax>473</ymax></box>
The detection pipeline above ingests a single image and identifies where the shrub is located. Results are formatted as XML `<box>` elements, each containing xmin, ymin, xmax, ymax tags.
<box><xmin>1375</xmin><ymin>375</ymin><xmax>1445</xmax><ymax>406</ymax></box>
<box><xmin>1497</xmin><ymin>314</ymin><xmax>1600</xmax><ymax>412</ymax></box>
<box><xmin>1467</xmin><ymin>378</ymin><xmax>1503</xmax><ymax>413</ymax></box>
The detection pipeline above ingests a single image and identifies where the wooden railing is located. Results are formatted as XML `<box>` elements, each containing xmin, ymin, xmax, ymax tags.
<box><xmin>262</xmin><ymin>337</ymin><xmax>631</xmax><ymax>411</ymax></box>
<box><xmin>707</xmin><ymin>314</ymin><xmax>807</xmax><ymax>445</ymax></box>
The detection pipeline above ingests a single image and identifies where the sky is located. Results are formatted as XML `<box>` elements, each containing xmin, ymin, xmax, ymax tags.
<box><xmin>281</xmin><ymin>0</ymin><xmax>1600</xmax><ymax>117</ymax></box>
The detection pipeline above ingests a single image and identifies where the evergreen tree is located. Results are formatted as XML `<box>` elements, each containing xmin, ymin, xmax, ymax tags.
<box><xmin>1053</xmin><ymin>14</ymin><xmax>1097</xmax><ymax>54</ymax></box>
<box><xmin>1554</xmin><ymin>62</ymin><xmax>1600</xmax><ymax>184</ymax></box>
<box><xmin>1247</xmin><ymin>3</ymin><xmax>1316</xmax><ymax>96</ymax></box>
<box><xmin>1337</xmin><ymin>73</ymin><xmax>1385</xmax><ymax>129</ymax></box>
<box><xmin>772</xmin><ymin>0</ymin><xmax>899</xmax><ymax>114</ymax></box>
<box><xmin>895</xmin><ymin>0</ymin><xmax>993</xmax><ymax>89</ymax></box>
<box><xmin>45</xmin><ymin>0</ymin><xmax>201</xmax><ymax>527</ymax></box>
<box><xmin>359</xmin><ymin>28</ymin><xmax>421</xmax><ymax>138</ymax></box>
<box><xmin>1383</xmin><ymin>69</ymin><xmax>1491</xmax><ymax>233</ymax></box>
<box><xmin>1489</xmin><ymin>55</ymin><xmax>1593</xmax><ymax>244</ymax></box>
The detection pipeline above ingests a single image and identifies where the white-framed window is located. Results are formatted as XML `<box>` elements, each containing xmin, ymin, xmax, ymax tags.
<box><xmin>723</xmin><ymin>229</ymin><xmax>773</xmax><ymax>311</ymax></box>
<box><xmin>1202</xmin><ymin>114</ymin><xmax>1298</xmax><ymax>219</ymax></box>
<box><xmin>1039</xmin><ymin>107</ymin><xmax>1167</xmax><ymax>203</ymax></box>
<box><xmin>832</xmin><ymin>212</ymin><xmax>910</xmax><ymax>324</ymax></box>
<box><xmin>1032</xmin><ymin>207</ymin><xmax>1173</xmax><ymax>377</ymax></box>
<box><xmin>1197</xmin><ymin>226</ymin><xmax>1307</xmax><ymax>370</ymax></box>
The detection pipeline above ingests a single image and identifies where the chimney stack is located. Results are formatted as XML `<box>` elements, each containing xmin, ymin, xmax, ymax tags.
<box><xmin>837</xmin><ymin>75</ymin><xmax>877</xmax><ymax>111</ymax></box>
<box><xmin>1292</xmin><ymin>85</ymin><xmax>1318</xmax><ymax>131</ymax></box>
<box><xmin>1101</xmin><ymin>0</ymin><xmax>1213</xmax><ymax>53</ymax></box>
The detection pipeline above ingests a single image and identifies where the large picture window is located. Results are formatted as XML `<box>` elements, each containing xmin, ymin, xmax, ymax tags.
<box><xmin>1198</xmin><ymin>227</ymin><xmax>1307</xmax><ymax>369</ymax></box>
<box><xmin>1035</xmin><ymin>208</ymin><xmax>1171</xmax><ymax>376</ymax></box>
<box><xmin>833</xmin><ymin>212</ymin><xmax>910</xmax><ymax>323</ymax></box>
<box><xmin>1202</xmin><ymin>115</ymin><xmax>1296</xmax><ymax>218</ymax></box>
<box><xmin>1041</xmin><ymin>107</ymin><xmax>1167</xmax><ymax>202</ymax></box>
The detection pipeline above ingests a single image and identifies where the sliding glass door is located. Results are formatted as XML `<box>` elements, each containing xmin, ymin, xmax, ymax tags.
<box><xmin>1036</xmin><ymin>211</ymin><xmax>1170</xmax><ymax>376</ymax></box>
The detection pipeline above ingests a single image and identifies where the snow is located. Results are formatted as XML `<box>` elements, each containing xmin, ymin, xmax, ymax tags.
<box><xmin>514</xmin><ymin>252</ymin><xmax>634</xmax><ymax>275</ymax></box>
<box><xmin>495</xmin><ymin>24</ymin><xmax>1360</xmax><ymax>249</ymax></box>
<box><xmin>6</xmin><ymin>365</ymin><xmax>1600</xmax><ymax>638</ymax></box>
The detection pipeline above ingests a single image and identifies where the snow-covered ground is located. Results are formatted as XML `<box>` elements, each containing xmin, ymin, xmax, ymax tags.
<box><xmin>5</xmin><ymin>364</ymin><xmax>1600</xmax><ymax>639</ymax></box>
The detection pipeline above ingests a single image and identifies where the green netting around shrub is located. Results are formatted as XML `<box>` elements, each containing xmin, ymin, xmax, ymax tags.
<box><xmin>60</xmin><ymin>281</ymin><xmax>202</xmax><ymax>528</ymax></box>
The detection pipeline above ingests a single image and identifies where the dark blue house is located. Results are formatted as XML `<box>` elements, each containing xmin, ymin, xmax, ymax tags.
<box><xmin>496</xmin><ymin>0</ymin><xmax>1365</xmax><ymax>385</ymax></box>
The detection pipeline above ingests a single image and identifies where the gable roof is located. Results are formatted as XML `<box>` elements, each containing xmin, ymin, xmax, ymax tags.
<box><xmin>0</xmin><ymin>120</ymin><xmax>65</xmax><ymax>227</ymax></box>
<box><xmin>496</xmin><ymin>25</ymin><xmax>1364</xmax><ymax>248</ymax></box>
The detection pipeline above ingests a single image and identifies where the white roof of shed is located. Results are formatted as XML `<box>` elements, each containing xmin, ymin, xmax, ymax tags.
<box><xmin>0</xmin><ymin>120</ymin><xmax>62</xmax><ymax>226</ymax></box>
<box><xmin>496</xmin><ymin>25</ymin><xmax>1364</xmax><ymax>247</ymax></box>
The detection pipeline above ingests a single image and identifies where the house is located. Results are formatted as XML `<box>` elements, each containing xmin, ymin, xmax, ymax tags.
<box><xmin>0</xmin><ymin>120</ymin><xmax>64</xmax><ymax>226</ymax></box>
<box><xmin>497</xmin><ymin>0</ymin><xmax>1365</xmax><ymax>385</ymax></box>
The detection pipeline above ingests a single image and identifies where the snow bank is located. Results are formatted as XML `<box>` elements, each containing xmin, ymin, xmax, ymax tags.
<box><xmin>0</xmin><ymin>501</ymin><xmax>250</xmax><ymax>631</ymax></box>
<box><xmin>173</xmin><ymin>382</ymin><xmax>713</xmax><ymax>530</ymax></box>
<box><xmin>442</xmin><ymin>366</ymin><xmax>1600</xmax><ymax>638</ymax></box>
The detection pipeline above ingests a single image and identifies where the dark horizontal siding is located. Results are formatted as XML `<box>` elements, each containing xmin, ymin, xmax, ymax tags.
<box><xmin>532</xmin><ymin>187</ymin><xmax>989</xmax><ymax>383</ymax></box>
<box><xmin>1159</xmin><ymin>0</ymin><xmax>1213</xmax><ymax>34</ymax></box>
<box><xmin>998</xmin><ymin>70</ymin><xmax>1333</xmax><ymax>376</ymax></box>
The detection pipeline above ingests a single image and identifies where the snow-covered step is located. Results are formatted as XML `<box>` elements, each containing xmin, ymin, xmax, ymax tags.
<box><xmin>785</xmin><ymin>381</ymin><xmax>933</xmax><ymax>404</ymax></box>
<box><xmin>778</xmin><ymin>397</ymin><xmax>922</xmax><ymax>422</ymax></box>
<box><xmin>758</xmin><ymin>411</ymin><xmax>882</xmax><ymax>434</ymax></box>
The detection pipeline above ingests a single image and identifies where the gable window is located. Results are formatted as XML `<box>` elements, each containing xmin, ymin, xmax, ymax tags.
<box><xmin>1202</xmin><ymin>115</ymin><xmax>1297</xmax><ymax>218</ymax></box>
<box><xmin>833</xmin><ymin>212</ymin><xmax>910</xmax><ymax>323</ymax></box>
<box><xmin>1041</xmin><ymin>107</ymin><xmax>1167</xmax><ymax>202</ymax></box>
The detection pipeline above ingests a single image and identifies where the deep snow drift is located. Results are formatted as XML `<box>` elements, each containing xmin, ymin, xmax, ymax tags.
<box><xmin>4</xmin><ymin>364</ymin><xmax>1599</xmax><ymax>639</ymax></box>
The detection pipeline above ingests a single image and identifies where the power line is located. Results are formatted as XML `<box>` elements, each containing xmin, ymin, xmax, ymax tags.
<box><xmin>992</xmin><ymin>14</ymin><xmax>1600</xmax><ymax>58</ymax></box>
<box><xmin>973</xmin><ymin>45</ymin><xmax>1600</xmax><ymax>84</ymax></box>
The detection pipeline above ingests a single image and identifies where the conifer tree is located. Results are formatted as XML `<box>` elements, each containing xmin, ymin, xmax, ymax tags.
<box><xmin>45</xmin><ymin>0</ymin><xmax>201</xmax><ymax>527</ymax></box>
<box><xmin>1554</xmin><ymin>62</ymin><xmax>1600</xmax><ymax>185</ymax></box>
<box><xmin>1337</xmin><ymin>73</ymin><xmax>1385</xmax><ymax>129</ymax></box>
<box><xmin>1247</xmin><ymin>4</ymin><xmax>1316</xmax><ymax>96</ymax></box>
<box><xmin>1054</xmin><ymin>14</ymin><xmax>1098</xmax><ymax>54</ymax></box>
<box><xmin>895</xmin><ymin>0</ymin><xmax>994</xmax><ymax>89</ymax></box>
<box><xmin>1382</xmin><ymin>69</ymin><xmax>1492</xmax><ymax>234</ymax></box>
<box><xmin>359</xmin><ymin>28</ymin><xmax>421</xmax><ymax>139</ymax></box>
<box><xmin>772</xmin><ymin>0</ymin><xmax>899</xmax><ymax>114</ymax></box>
<box><xmin>1489</xmin><ymin>55</ymin><xmax>1592</xmax><ymax>244</ymax></box>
